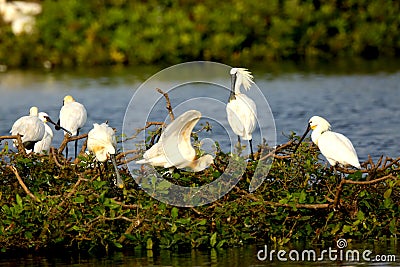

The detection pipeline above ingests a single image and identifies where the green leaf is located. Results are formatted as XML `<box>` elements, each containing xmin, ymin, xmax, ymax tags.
<box><xmin>146</xmin><ymin>238</ymin><xmax>153</xmax><ymax>250</ymax></box>
<box><xmin>113</xmin><ymin>242</ymin><xmax>123</xmax><ymax>248</ymax></box>
<box><xmin>73</xmin><ymin>195</ymin><xmax>85</xmax><ymax>203</ymax></box>
<box><xmin>171</xmin><ymin>207</ymin><xmax>179</xmax><ymax>220</ymax></box>
<box><xmin>299</xmin><ymin>190</ymin><xmax>307</xmax><ymax>203</ymax></box>
<box><xmin>210</xmin><ymin>232</ymin><xmax>217</xmax><ymax>247</ymax></box>
<box><xmin>16</xmin><ymin>194</ymin><xmax>23</xmax><ymax>208</ymax></box>
<box><xmin>384</xmin><ymin>188</ymin><xmax>392</xmax><ymax>199</ymax></box>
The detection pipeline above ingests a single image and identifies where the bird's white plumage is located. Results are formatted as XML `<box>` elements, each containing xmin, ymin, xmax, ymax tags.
<box><xmin>60</xmin><ymin>95</ymin><xmax>87</xmax><ymax>136</ymax></box>
<box><xmin>10</xmin><ymin>106</ymin><xmax>45</xmax><ymax>150</ymax></box>
<box><xmin>136</xmin><ymin>110</ymin><xmax>214</xmax><ymax>172</ymax></box>
<box><xmin>0</xmin><ymin>0</ymin><xmax>41</xmax><ymax>35</ymax></box>
<box><xmin>87</xmin><ymin>123</ymin><xmax>116</xmax><ymax>162</ymax></box>
<box><xmin>87</xmin><ymin>122</ymin><xmax>124</xmax><ymax>188</ymax></box>
<box><xmin>33</xmin><ymin>112</ymin><xmax>53</xmax><ymax>154</ymax></box>
<box><xmin>309</xmin><ymin>116</ymin><xmax>360</xmax><ymax>168</ymax></box>
<box><xmin>226</xmin><ymin>68</ymin><xmax>257</xmax><ymax>141</ymax></box>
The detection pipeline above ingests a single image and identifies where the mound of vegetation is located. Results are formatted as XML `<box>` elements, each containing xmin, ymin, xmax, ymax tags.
<box><xmin>0</xmin><ymin>119</ymin><xmax>399</xmax><ymax>254</ymax></box>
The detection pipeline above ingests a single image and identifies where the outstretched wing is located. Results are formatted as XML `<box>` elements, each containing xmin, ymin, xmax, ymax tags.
<box><xmin>161</xmin><ymin>110</ymin><xmax>201</xmax><ymax>168</ymax></box>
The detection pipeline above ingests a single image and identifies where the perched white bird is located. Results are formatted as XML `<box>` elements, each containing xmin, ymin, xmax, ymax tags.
<box><xmin>226</xmin><ymin>67</ymin><xmax>257</xmax><ymax>160</ymax></box>
<box><xmin>33</xmin><ymin>112</ymin><xmax>54</xmax><ymax>154</ymax></box>
<box><xmin>0</xmin><ymin>0</ymin><xmax>42</xmax><ymax>35</ymax></box>
<box><xmin>136</xmin><ymin>110</ymin><xmax>214</xmax><ymax>172</ymax></box>
<box><xmin>294</xmin><ymin>116</ymin><xmax>361</xmax><ymax>169</ymax></box>
<box><xmin>88</xmin><ymin>123</ymin><xmax>124</xmax><ymax>189</ymax></box>
<box><xmin>56</xmin><ymin>95</ymin><xmax>87</xmax><ymax>158</ymax></box>
<box><xmin>10</xmin><ymin>106</ymin><xmax>45</xmax><ymax>152</ymax></box>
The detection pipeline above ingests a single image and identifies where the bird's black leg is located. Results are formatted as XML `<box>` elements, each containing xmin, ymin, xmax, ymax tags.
<box><xmin>237</xmin><ymin>136</ymin><xmax>241</xmax><ymax>146</ymax></box>
<box><xmin>249</xmin><ymin>139</ymin><xmax>254</xmax><ymax>161</ymax></box>
<box><xmin>97</xmin><ymin>161</ymin><xmax>103</xmax><ymax>180</ymax></box>
<box><xmin>65</xmin><ymin>137</ymin><xmax>69</xmax><ymax>159</ymax></box>
<box><xmin>75</xmin><ymin>129</ymin><xmax>79</xmax><ymax>158</ymax></box>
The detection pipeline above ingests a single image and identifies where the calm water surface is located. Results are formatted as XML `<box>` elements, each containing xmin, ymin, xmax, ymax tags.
<box><xmin>0</xmin><ymin>60</ymin><xmax>399</xmax><ymax>266</ymax></box>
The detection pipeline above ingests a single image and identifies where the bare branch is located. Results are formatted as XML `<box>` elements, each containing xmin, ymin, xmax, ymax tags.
<box><xmin>156</xmin><ymin>88</ymin><xmax>174</xmax><ymax>121</ymax></box>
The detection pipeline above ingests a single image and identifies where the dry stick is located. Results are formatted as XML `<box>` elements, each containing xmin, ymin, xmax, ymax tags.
<box><xmin>50</xmin><ymin>147</ymin><xmax>63</xmax><ymax>168</ymax></box>
<box><xmin>123</xmin><ymin>121</ymin><xmax>165</xmax><ymax>142</ymax></box>
<box><xmin>7</xmin><ymin>165</ymin><xmax>39</xmax><ymax>202</ymax></box>
<box><xmin>118</xmin><ymin>218</ymin><xmax>142</xmax><ymax>244</ymax></box>
<box><xmin>73</xmin><ymin>139</ymin><xmax>88</xmax><ymax>164</ymax></box>
<box><xmin>333</xmin><ymin>174</ymin><xmax>397</xmax><ymax>208</ymax></box>
<box><xmin>156</xmin><ymin>88</ymin><xmax>174</xmax><ymax>121</ymax></box>
<box><xmin>237</xmin><ymin>188</ymin><xmax>330</xmax><ymax>210</ymax></box>
<box><xmin>116</xmin><ymin>149</ymin><xmax>139</xmax><ymax>160</ymax></box>
<box><xmin>0</xmin><ymin>135</ymin><xmax>26</xmax><ymax>155</ymax></box>
<box><xmin>58</xmin><ymin>133</ymin><xmax>88</xmax><ymax>154</ymax></box>
<box><xmin>258</xmin><ymin>140</ymin><xmax>294</xmax><ymax>162</ymax></box>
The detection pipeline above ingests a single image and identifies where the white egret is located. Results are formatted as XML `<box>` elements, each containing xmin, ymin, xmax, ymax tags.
<box><xmin>10</xmin><ymin>106</ymin><xmax>45</xmax><ymax>152</ymax></box>
<box><xmin>55</xmin><ymin>95</ymin><xmax>87</xmax><ymax>158</ymax></box>
<box><xmin>226</xmin><ymin>67</ymin><xmax>257</xmax><ymax>160</ymax></box>
<box><xmin>0</xmin><ymin>0</ymin><xmax>42</xmax><ymax>35</ymax></box>
<box><xmin>87</xmin><ymin>123</ymin><xmax>124</xmax><ymax>189</ymax></box>
<box><xmin>33</xmin><ymin>112</ymin><xmax>54</xmax><ymax>154</ymax></box>
<box><xmin>294</xmin><ymin>116</ymin><xmax>361</xmax><ymax>169</ymax></box>
<box><xmin>136</xmin><ymin>110</ymin><xmax>214</xmax><ymax>172</ymax></box>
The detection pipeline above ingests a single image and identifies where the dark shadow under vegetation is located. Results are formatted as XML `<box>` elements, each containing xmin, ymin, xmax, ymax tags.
<box><xmin>0</xmin><ymin>112</ymin><xmax>399</xmax><ymax>255</ymax></box>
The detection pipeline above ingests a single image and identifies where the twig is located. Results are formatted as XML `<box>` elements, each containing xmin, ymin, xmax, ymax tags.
<box><xmin>123</xmin><ymin>122</ymin><xmax>165</xmax><ymax>142</ymax></box>
<box><xmin>58</xmin><ymin>133</ymin><xmax>88</xmax><ymax>153</ymax></box>
<box><xmin>0</xmin><ymin>135</ymin><xmax>26</xmax><ymax>155</ymax></box>
<box><xmin>7</xmin><ymin>165</ymin><xmax>39</xmax><ymax>202</ymax></box>
<box><xmin>156</xmin><ymin>88</ymin><xmax>174</xmax><ymax>121</ymax></box>
<box><xmin>50</xmin><ymin>147</ymin><xmax>63</xmax><ymax>168</ymax></box>
<box><xmin>118</xmin><ymin>218</ymin><xmax>142</xmax><ymax>244</ymax></box>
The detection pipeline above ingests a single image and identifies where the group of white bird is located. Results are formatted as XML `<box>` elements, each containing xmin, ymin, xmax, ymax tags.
<box><xmin>0</xmin><ymin>0</ymin><xmax>41</xmax><ymax>35</ymax></box>
<box><xmin>9</xmin><ymin>95</ymin><xmax>124</xmax><ymax>188</ymax></box>
<box><xmin>7</xmin><ymin>67</ymin><xmax>361</xmax><ymax>191</ymax></box>
<box><xmin>137</xmin><ymin>67</ymin><xmax>361</xmax><ymax>172</ymax></box>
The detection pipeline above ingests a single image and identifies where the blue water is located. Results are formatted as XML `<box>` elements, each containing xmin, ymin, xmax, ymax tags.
<box><xmin>1</xmin><ymin>62</ymin><xmax>399</xmax><ymax>162</ymax></box>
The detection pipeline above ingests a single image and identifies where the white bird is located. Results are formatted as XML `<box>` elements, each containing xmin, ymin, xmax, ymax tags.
<box><xmin>56</xmin><ymin>95</ymin><xmax>87</xmax><ymax>158</ymax></box>
<box><xmin>87</xmin><ymin>123</ymin><xmax>124</xmax><ymax>189</ymax></box>
<box><xmin>33</xmin><ymin>112</ymin><xmax>54</xmax><ymax>154</ymax></box>
<box><xmin>10</xmin><ymin>106</ymin><xmax>45</xmax><ymax>152</ymax></box>
<box><xmin>294</xmin><ymin>116</ymin><xmax>361</xmax><ymax>169</ymax></box>
<box><xmin>0</xmin><ymin>0</ymin><xmax>42</xmax><ymax>35</ymax></box>
<box><xmin>136</xmin><ymin>110</ymin><xmax>214</xmax><ymax>172</ymax></box>
<box><xmin>226</xmin><ymin>67</ymin><xmax>257</xmax><ymax>160</ymax></box>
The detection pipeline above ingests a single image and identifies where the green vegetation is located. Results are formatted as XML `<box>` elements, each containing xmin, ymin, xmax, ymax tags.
<box><xmin>0</xmin><ymin>129</ymin><xmax>399</xmax><ymax>254</ymax></box>
<box><xmin>0</xmin><ymin>0</ymin><xmax>399</xmax><ymax>68</ymax></box>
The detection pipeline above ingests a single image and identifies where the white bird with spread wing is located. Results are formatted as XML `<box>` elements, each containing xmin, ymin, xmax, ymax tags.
<box><xmin>10</xmin><ymin>106</ymin><xmax>45</xmax><ymax>152</ymax></box>
<box><xmin>33</xmin><ymin>112</ymin><xmax>54</xmax><ymax>154</ymax></box>
<box><xmin>226</xmin><ymin>67</ymin><xmax>257</xmax><ymax>160</ymax></box>
<box><xmin>87</xmin><ymin>123</ymin><xmax>124</xmax><ymax>189</ymax></box>
<box><xmin>294</xmin><ymin>116</ymin><xmax>361</xmax><ymax>169</ymax></box>
<box><xmin>136</xmin><ymin>110</ymin><xmax>214</xmax><ymax>172</ymax></box>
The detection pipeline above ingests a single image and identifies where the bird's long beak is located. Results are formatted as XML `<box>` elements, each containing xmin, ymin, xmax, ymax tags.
<box><xmin>293</xmin><ymin>124</ymin><xmax>311</xmax><ymax>153</ymax></box>
<box><xmin>229</xmin><ymin>74</ymin><xmax>236</xmax><ymax>101</ymax></box>
<box><xmin>110</xmin><ymin>154</ymin><xmax>124</xmax><ymax>189</ymax></box>
<box><xmin>44</xmin><ymin>116</ymin><xmax>73</xmax><ymax>136</ymax></box>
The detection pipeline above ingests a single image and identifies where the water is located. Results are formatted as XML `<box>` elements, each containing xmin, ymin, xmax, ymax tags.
<box><xmin>1</xmin><ymin>61</ymin><xmax>399</xmax><ymax>161</ymax></box>
<box><xmin>0</xmin><ymin>242</ymin><xmax>399</xmax><ymax>266</ymax></box>
<box><xmin>0</xmin><ymin>60</ymin><xmax>400</xmax><ymax>265</ymax></box>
